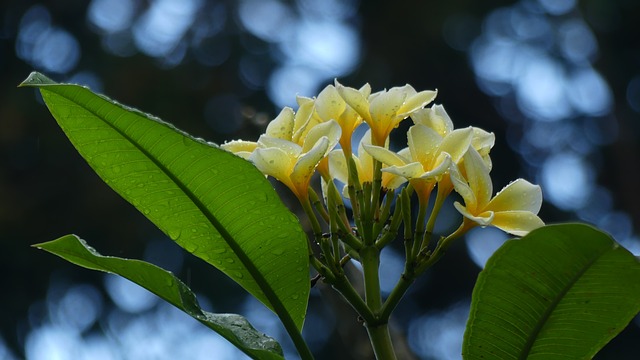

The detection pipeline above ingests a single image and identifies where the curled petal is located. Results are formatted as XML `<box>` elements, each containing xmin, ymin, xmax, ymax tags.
<box><xmin>249</xmin><ymin>147</ymin><xmax>296</xmax><ymax>188</ymax></box>
<box><xmin>265</xmin><ymin>107</ymin><xmax>295</xmax><ymax>140</ymax></box>
<box><xmin>418</xmin><ymin>153</ymin><xmax>451</xmax><ymax>181</ymax></box>
<box><xmin>488</xmin><ymin>179</ymin><xmax>543</xmax><ymax>213</ymax></box>
<box><xmin>369</xmin><ymin>87</ymin><xmax>408</xmax><ymax>124</ymax></box>
<box><xmin>411</xmin><ymin>104</ymin><xmax>453</xmax><ymax>136</ymax></box>
<box><xmin>450</xmin><ymin>162</ymin><xmax>476</xmax><ymax>209</ymax></box>
<box><xmin>291</xmin><ymin>137</ymin><xmax>330</xmax><ymax>193</ymax></box>
<box><xmin>362</xmin><ymin>144</ymin><xmax>409</xmax><ymax>167</ymax></box>
<box><xmin>454</xmin><ymin>202</ymin><xmax>494</xmax><ymax>226</ymax></box>
<box><xmin>382</xmin><ymin>162</ymin><xmax>425</xmax><ymax>179</ymax></box>
<box><xmin>472</xmin><ymin>127</ymin><xmax>495</xmax><ymax>157</ymax></box>
<box><xmin>462</xmin><ymin>147</ymin><xmax>493</xmax><ymax>210</ymax></box>
<box><xmin>303</xmin><ymin>120</ymin><xmax>341</xmax><ymax>154</ymax></box>
<box><xmin>490</xmin><ymin>211</ymin><xmax>545</xmax><ymax>236</ymax></box>
<box><xmin>438</xmin><ymin>127</ymin><xmax>474</xmax><ymax>164</ymax></box>
<box><xmin>221</xmin><ymin>140</ymin><xmax>258</xmax><ymax>159</ymax></box>
<box><xmin>335</xmin><ymin>81</ymin><xmax>372</xmax><ymax>123</ymax></box>
<box><xmin>257</xmin><ymin>136</ymin><xmax>302</xmax><ymax>157</ymax></box>
<box><xmin>397</xmin><ymin>89</ymin><xmax>438</xmax><ymax>118</ymax></box>
<box><xmin>292</xmin><ymin>97</ymin><xmax>318</xmax><ymax>144</ymax></box>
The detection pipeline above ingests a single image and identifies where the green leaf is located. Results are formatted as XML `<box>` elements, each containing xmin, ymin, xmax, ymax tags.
<box><xmin>20</xmin><ymin>72</ymin><xmax>309</xmax><ymax>331</ymax></box>
<box><xmin>463</xmin><ymin>223</ymin><xmax>640</xmax><ymax>360</ymax></box>
<box><xmin>34</xmin><ymin>234</ymin><xmax>284</xmax><ymax>360</ymax></box>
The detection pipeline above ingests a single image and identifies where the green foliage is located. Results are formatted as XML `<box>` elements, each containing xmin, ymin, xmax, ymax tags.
<box><xmin>21</xmin><ymin>72</ymin><xmax>311</xmax><ymax>358</ymax></box>
<box><xmin>23</xmin><ymin>72</ymin><xmax>640</xmax><ymax>360</ymax></box>
<box><xmin>463</xmin><ymin>223</ymin><xmax>640</xmax><ymax>359</ymax></box>
<box><xmin>34</xmin><ymin>235</ymin><xmax>285</xmax><ymax>360</ymax></box>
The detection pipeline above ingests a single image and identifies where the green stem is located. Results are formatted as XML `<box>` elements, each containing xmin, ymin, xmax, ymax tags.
<box><xmin>421</xmin><ymin>187</ymin><xmax>446</xmax><ymax>251</ymax></box>
<box><xmin>411</xmin><ymin>200</ymin><xmax>428</xmax><ymax>260</ymax></box>
<box><xmin>308</xmin><ymin>187</ymin><xmax>329</xmax><ymax>224</ymax></box>
<box><xmin>366</xmin><ymin>323</ymin><xmax>397</xmax><ymax>360</ymax></box>
<box><xmin>361</xmin><ymin>245</ymin><xmax>383</xmax><ymax>312</ymax></box>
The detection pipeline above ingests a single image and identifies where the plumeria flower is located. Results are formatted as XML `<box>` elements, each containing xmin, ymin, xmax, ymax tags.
<box><xmin>336</xmin><ymin>81</ymin><xmax>437</xmax><ymax>146</ymax></box>
<box><xmin>412</xmin><ymin>104</ymin><xmax>495</xmax><ymax>168</ymax></box>
<box><xmin>302</xmin><ymin>83</ymin><xmax>371</xmax><ymax>157</ymax></box>
<box><xmin>450</xmin><ymin>147</ymin><xmax>544</xmax><ymax>236</ymax></box>
<box><xmin>222</xmin><ymin>105</ymin><xmax>342</xmax><ymax>201</ymax></box>
<box><xmin>327</xmin><ymin>129</ymin><xmax>406</xmax><ymax>198</ymax></box>
<box><xmin>249</xmin><ymin>120</ymin><xmax>341</xmax><ymax>201</ymax></box>
<box><xmin>219</xmin><ymin>140</ymin><xmax>257</xmax><ymax>159</ymax></box>
<box><xmin>364</xmin><ymin>124</ymin><xmax>474</xmax><ymax>203</ymax></box>
<box><xmin>411</xmin><ymin>104</ymin><xmax>496</xmax><ymax>199</ymax></box>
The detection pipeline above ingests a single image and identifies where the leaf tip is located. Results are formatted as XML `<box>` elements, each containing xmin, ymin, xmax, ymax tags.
<box><xmin>19</xmin><ymin>72</ymin><xmax>56</xmax><ymax>88</ymax></box>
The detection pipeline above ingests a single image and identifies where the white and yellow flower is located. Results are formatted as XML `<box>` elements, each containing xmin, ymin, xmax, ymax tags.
<box><xmin>450</xmin><ymin>147</ymin><xmax>544</xmax><ymax>236</ymax></box>
<box><xmin>363</xmin><ymin>124</ymin><xmax>474</xmax><ymax>203</ymax></box>
<box><xmin>336</xmin><ymin>82</ymin><xmax>437</xmax><ymax>146</ymax></box>
<box><xmin>327</xmin><ymin>129</ymin><xmax>406</xmax><ymax>197</ymax></box>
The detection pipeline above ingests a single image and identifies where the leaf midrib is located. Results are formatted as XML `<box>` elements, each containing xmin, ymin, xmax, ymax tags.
<box><xmin>43</xmin><ymin>85</ymin><xmax>300</xmax><ymax>330</ymax></box>
<box><xmin>518</xmin><ymin>244</ymin><xmax>609</xmax><ymax>359</ymax></box>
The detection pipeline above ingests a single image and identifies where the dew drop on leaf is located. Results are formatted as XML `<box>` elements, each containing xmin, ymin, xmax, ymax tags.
<box><xmin>272</xmin><ymin>249</ymin><xmax>284</xmax><ymax>256</ymax></box>
<box><xmin>168</xmin><ymin>229</ymin><xmax>181</xmax><ymax>241</ymax></box>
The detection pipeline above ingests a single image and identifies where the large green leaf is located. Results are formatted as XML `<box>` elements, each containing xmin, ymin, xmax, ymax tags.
<box><xmin>34</xmin><ymin>235</ymin><xmax>284</xmax><ymax>360</ymax></box>
<box><xmin>20</xmin><ymin>72</ymin><xmax>309</xmax><ymax>332</ymax></box>
<box><xmin>463</xmin><ymin>223</ymin><xmax>640</xmax><ymax>359</ymax></box>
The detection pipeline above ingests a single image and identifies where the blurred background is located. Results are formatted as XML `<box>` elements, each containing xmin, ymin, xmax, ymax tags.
<box><xmin>2</xmin><ymin>0</ymin><xmax>640</xmax><ymax>358</ymax></box>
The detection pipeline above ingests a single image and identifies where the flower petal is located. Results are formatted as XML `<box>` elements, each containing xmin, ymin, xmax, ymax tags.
<box><xmin>471</xmin><ymin>127</ymin><xmax>495</xmax><ymax>157</ymax></box>
<box><xmin>408</xmin><ymin>124</ymin><xmax>442</xmax><ymax>166</ymax></box>
<box><xmin>411</xmin><ymin>104</ymin><xmax>453</xmax><ymax>136</ymax></box>
<box><xmin>454</xmin><ymin>202</ymin><xmax>494</xmax><ymax>226</ymax></box>
<box><xmin>382</xmin><ymin>162</ymin><xmax>425</xmax><ymax>179</ymax></box>
<box><xmin>220</xmin><ymin>140</ymin><xmax>258</xmax><ymax>156</ymax></box>
<box><xmin>315</xmin><ymin>85</ymin><xmax>346</xmax><ymax>121</ymax></box>
<box><xmin>258</xmin><ymin>136</ymin><xmax>302</xmax><ymax>157</ymax></box>
<box><xmin>450</xmin><ymin>162</ymin><xmax>476</xmax><ymax>208</ymax></box>
<box><xmin>328</xmin><ymin>149</ymin><xmax>349</xmax><ymax>184</ymax></box>
<box><xmin>265</xmin><ymin>107</ymin><xmax>295</xmax><ymax>140</ymax></box>
<box><xmin>291</xmin><ymin>136</ymin><xmax>330</xmax><ymax>192</ymax></box>
<box><xmin>490</xmin><ymin>211</ymin><xmax>545</xmax><ymax>236</ymax></box>
<box><xmin>249</xmin><ymin>147</ymin><xmax>296</xmax><ymax>188</ymax></box>
<box><xmin>336</xmin><ymin>81</ymin><xmax>372</xmax><ymax>123</ymax></box>
<box><xmin>302</xmin><ymin>120</ymin><xmax>341</xmax><ymax>154</ymax></box>
<box><xmin>362</xmin><ymin>144</ymin><xmax>409</xmax><ymax>167</ymax></box>
<box><xmin>418</xmin><ymin>153</ymin><xmax>451</xmax><ymax>181</ymax></box>
<box><xmin>462</xmin><ymin>147</ymin><xmax>493</xmax><ymax>209</ymax></box>
<box><xmin>438</xmin><ymin>127</ymin><xmax>473</xmax><ymax>164</ymax></box>
<box><xmin>369</xmin><ymin>86</ymin><xmax>407</xmax><ymax>125</ymax></box>
<box><xmin>487</xmin><ymin>179</ymin><xmax>543</xmax><ymax>213</ymax></box>
<box><xmin>292</xmin><ymin>96</ymin><xmax>318</xmax><ymax>144</ymax></box>
<box><xmin>397</xmin><ymin>89</ymin><xmax>438</xmax><ymax>118</ymax></box>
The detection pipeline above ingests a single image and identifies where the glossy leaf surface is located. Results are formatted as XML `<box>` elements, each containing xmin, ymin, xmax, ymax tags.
<box><xmin>463</xmin><ymin>223</ymin><xmax>640</xmax><ymax>359</ymax></box>
<box><xmin>34</xmin><ymin>235</ymin><xmax>284</xmax><ymax>360</ymax></box>
<box><xmin>21</xmin><ymin>72</ymin><xmax>309</xmax><ymax>331</ymax></box>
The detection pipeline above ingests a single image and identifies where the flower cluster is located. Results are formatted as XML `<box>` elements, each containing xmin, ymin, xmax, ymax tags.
<box><xmin>223</xmin><ymin>81</ymin><xmax>543</xmax><ymax>239</ymax></box>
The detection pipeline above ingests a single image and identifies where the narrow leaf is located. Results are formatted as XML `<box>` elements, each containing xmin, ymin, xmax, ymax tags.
<box><xmin>463</xmin><ymin>223</ymin><xmax>640</xmax><ymax>359</ymax></box>
<box><xmin>34</xmin><ymin>234</ymin><xmax>284</xmax><ymax>360</ymax></box>
<box><xmin>20</xmin><ymin>72</ymin><xmax>309</xmax><ymax>332</ymax></box>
